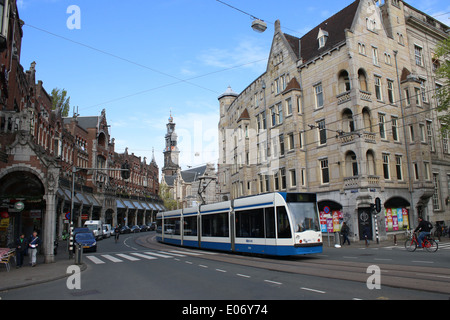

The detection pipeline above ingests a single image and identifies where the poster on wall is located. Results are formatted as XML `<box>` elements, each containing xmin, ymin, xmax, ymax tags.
<box><xmin>319</xmin><ymin>211</ymin><xmax>343</xmax><ymax>233</ymax></box>
<box><xmin>384</xmin><ymin>208</ymin><xmax>409</xmax><ymax>231</ymax></box>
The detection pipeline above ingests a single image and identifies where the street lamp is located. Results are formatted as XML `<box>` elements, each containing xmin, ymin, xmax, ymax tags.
<box><xmin>251</xmin><ymin>19</ymin><xmax>267</xmax><ymax>33</ymax></box>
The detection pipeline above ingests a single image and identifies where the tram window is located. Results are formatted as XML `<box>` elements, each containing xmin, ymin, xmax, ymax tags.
<box><xmin>277</xmin><ymin>206</ymin><xmax>292</xmax><ymax>238</ymax></box>
<box><xmin>184</xmin><ymin>216</ymin><xmax>197</xmax><ymax>236</ymax></box>
<box><xmin>265</xmin><ymin>207</ymin><xmax>276</xmax><ymax>238</ymax></box>
<box><xmin>164</xmin><ymin>217</ymin><xmax>180</xmax><ymax>235</ymax></box>
<box><xmin>202</xmin><ymin>213</ymin><xmax>229</xmax><ymax>237</ymax></box>
<box><xmin>236</xmin><ymin>209</ymin><xmax>264</xmax><ymax>238</ymax></box>
<box><xmin>156</xmin><ymin>219</ymin><xmax>162</xmax><ymax>234</ymax></box>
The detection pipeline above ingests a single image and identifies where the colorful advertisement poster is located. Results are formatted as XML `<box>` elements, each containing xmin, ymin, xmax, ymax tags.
<box><xmin>384</xmin><ymin>208</ymin><xmax>409</xmax><ymax>231</ymax></box>
<box><xmin>320</xmin><ymin>211</ymin><xmax>343</xmax><ymax>232</ymax></box>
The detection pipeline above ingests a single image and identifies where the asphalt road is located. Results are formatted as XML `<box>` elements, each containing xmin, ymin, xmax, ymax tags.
<box><xmin>1</xmin><ymin>232</ymin><xmax>449</xmax><ymax>302</ymax></box>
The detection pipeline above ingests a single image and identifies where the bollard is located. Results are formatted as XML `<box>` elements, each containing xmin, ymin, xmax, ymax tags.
<box><xmin>394</xmin><ymin>234</ymin><xmax>397</xmax><ymax>246</ymax></box>
<box><xmin>74</xmin><ymin>243</ymin><xmax>83</xmax><ymax>265</ymax></box>
<box><xmin>334</xmin><ymin>232</ymin><xmax>341</xmax><ymax>248</ymax></box>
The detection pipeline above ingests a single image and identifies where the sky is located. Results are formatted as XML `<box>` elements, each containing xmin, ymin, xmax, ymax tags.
<box><xmin>16</xmin><ymin>0</ymin><xmax>450</xmax><ymax>174</ymax></box>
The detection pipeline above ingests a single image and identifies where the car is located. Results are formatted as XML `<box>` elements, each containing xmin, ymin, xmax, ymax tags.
<box><xmin>139</xmin><ymin>225</ymin><xmax>149</xmax><ymax>232</ymax></box>
<box><xmin>148</xmin><ymin>222</ymin><xmax>156</xmax><ymax>231</ymax></box>
<box><xmin>130</xmin><ymin>225</ymin><xmax>141</xmax><ymax>233</ymax></box>
<box><xmin>119</xmin><ymin>225</ymin><xmax>131</xmax><ymax>234</ymax></box>
<box><xmin>73</xmin><ymin>227</ymin><xmax>91</xmax><ymax>237</ymax></box>
<box><xmin>103</xmin><ymin>224</ymin><xmax>112</xmax><ymax>238</ymax></box>
<box><xmin>74</xmin><ymin>232</ymin><xmax>97</xmax><ymax>252</ymax></box>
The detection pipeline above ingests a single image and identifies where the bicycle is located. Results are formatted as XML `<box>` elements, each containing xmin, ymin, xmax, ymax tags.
<box><xmin>404</xmin><ymin>231</ymin><xmax>438</xmax><ymax>252</ymax></box>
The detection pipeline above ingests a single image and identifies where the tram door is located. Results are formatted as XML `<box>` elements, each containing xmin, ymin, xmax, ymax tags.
<box><xmin>230</xmin><ymin>211</ymin><xmax>235</xmax><ymax>252</ymax></box>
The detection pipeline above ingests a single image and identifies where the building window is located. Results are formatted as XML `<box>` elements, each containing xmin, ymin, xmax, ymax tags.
<box><xmin>382</xmin><ymin>153</ymin><xmax>390</xmax><ymax>180</ymax></box>
<box><xmin>414</xmin><ymin>45</ymin><xmax>423</xmax><ymax>66</ymax></box>
<box><xmin>432</xmin><ymin>173</ymin><xmax>440</xmax><ymax>211</ymax></box>
<box><xmin>288</xmin><ymin>133</ymin><xmax>295</xmax><ymax>151</ymax></box>
<box><xmin>277</xmin><ymin>102</ymin><xmax>283</xmax><ymax>124</ymax></box>
<box><xmin>384</xmin><ymin>52</ymin><xmax>392</xmax><ymax>65</ymax></box>
<box><xmin>414</xmin><ymin>88</ymin><xmax>421</xmax><ymax>107</ymax></box>
<box><xmin>270</xmin><ymin>107</ymin><xmax>276</xmax><ymax>127</ymax></box>
<box><xmin>387</xmin><ymin>80</ymin><xmax>395</xmax><ymax>104</ymax></box>
<box><xmin>358</xmin><ymin>42</ymin><xmax>366</xmax><ymax>55</ymax></box>
<box><xmin>392</xmin><ymin>116</ymin><xmax>399</xmax><ymax>141</ymax></box>
<box><xmin>424</xmin><ymin>162</ymin><xmax>431</xmax><ymax>180</ymax></box>
<box><xmin>414</xmin><ymin>163</ymin><xmax>419</xmax><ymax>180</ymax></box>
<box><xmin>375</xmin><ymin>76</ymin><xmax>383</xmax><ymax>100</ymax></box>
<box><xmin>317</xmin><ymin>120</ymin><xmax>327</xmax><ymax>145</ymax></box>
<box><xmin>372</xmin><ymin>47</ymin><xmax>379</xmax><ymax>65</ymax></box>
<box><xmin>320</xmin><ymin>158</ymin><xmax>330</xmax><ymax>184</ymax></box>
<box><xmin>280</xmin><ymin>168</ymin><xmax>286</xmax><ymax>190</ymax></box>
<box><xmin>395</xmin><ymin>155</ymin><xmax>403</xmax><ymax>181</ymax></box>
<box><xmin>420</xmin><ymin>79</ymin><xmax>428</xmax><ymax>103</ymax></box>
<box><xmin>378</xmin><ymin>113</ymin><xmax>386</xmax><ymax>140</ymax></box>
<box><xmin>404</xmin><ymin>88</ymin><xmax>411</xmax><ymax>106</ymax></box>
<box><xmin>443</xmin><ymin>127</ymin><xmax>449</xmax><ymax>154</ymax></box>
<box><xmin>289</xmin><ymin>169</ymin><xmax>297</xmax><ymax>187</ymax></box>
<box><xmin>345</xmin><ymin>151</ymin><xmax>358</xmax><ymax>177</ymax></box>
<box><xmin>314</xmin><ymin>84</ymin><xmax>324</xmax><ymax>108</ymax></box>
<box><xmin>426</xmin><ymin>120</ymin><xmax>435</xmax><ymax>152</ymax></box>
<box><xmin>279</xmin><ymin>134</ymin><xmax>285</xmax><ymax>156</ymax></box>
<box><xmin>286</xmin><ymin>98</ymin><xmax>292</xmax><ymax>115</ymax></box>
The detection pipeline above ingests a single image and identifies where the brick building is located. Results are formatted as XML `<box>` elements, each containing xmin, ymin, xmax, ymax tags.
<box><xmin>0</xmin><ymin>0</ymin><xmax>162</xmax><ymax>263</ymax></box>
<box><xmin>218</xmin><ymin>0</ymin><xmax>449</xmax><ymax>241</ymax></box>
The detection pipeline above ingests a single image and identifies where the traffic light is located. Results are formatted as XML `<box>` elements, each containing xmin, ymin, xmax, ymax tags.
<box><xmin>121</xmin><ymin>162</ymin><xmax>130</xmax><ymax>180</ymax></box>
<box><xmin>375</xmin><ymin>197</ymin><xmax>381</xmax><ymax>213</ymax></box>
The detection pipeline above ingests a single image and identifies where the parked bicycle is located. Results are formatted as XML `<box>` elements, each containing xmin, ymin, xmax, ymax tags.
<box><xmin>404</xmin><ymin>231</ymin><xmax>438</xmax><ymax>252</ymax></box>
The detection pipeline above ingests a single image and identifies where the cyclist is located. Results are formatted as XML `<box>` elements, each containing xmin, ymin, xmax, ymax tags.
<box><xmin>414</xmin><ymin>217</ymin><xmax>432</xmax><ymax>248</ymax></box>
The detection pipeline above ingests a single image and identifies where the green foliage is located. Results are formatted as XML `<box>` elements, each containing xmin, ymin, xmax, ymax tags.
<box><xmin>51</xmin><ymin>88</ymin><xmax>71</xmax><ymax>117</ymax></box>
<box><xmin>434</xmin><ymin>38</ymin><xmax>450</xmax><ymax>135</ymax></box>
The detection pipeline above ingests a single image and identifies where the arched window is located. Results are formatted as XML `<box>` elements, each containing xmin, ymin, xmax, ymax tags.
<box><xmin>338</xmin><ymin>70</ymin><xmax>351</xmax><ymax>93</ymax></box>
<box><xmin>345</xmin><ymin>151</ymin><xmax>358</xmax><ymax>177</ymax></box>
<box><xmin>362</xmin><ymin>107</ymin><xmax>372</xmax><ymax>132</ymax></box>
<box><xmin>358</xmin><ymin>69</ymin><xmax>368</xmax><ymax>91</ymax></box>
<box><xmin>342</xmin><ymin>109</ymin><xmax>355</xmax><ymax>133</ymax></box>
<box><xmin>366</xmin><ymin>150</ymin><xmax>376</xmax><ymax>176</ymax></box>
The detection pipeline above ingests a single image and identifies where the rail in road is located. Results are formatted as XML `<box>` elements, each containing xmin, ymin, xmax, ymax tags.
<box><xmin>136</xmin><ymin>234</ymin><xmax>450</xmax><ymax>295</ymax></box>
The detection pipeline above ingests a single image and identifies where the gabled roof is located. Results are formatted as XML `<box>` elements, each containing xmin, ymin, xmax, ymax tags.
<box><xmin>284</xmin><ymin>0</ymin><xmax>361</xmax><ymax>64</ymax></box>
<box><xmin>237</xmin><ymin>108</ymin><xmax>250</xmax><ymax>122</ymax></box>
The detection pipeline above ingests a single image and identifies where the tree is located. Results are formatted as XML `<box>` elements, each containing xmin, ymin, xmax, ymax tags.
<box><xmin>51</xmin><ymin>88</ymin><xmax>71</xmax><ymax>117</ymax></box>
<box><xmin>159</xmin><ymin>183</ymin><xmax>179</xmax><ymax>211</ymax></box>
<box><xmin>435</xmin><ymin>38</ymin><xmax>450</xmax><ymax>135</ymax></box>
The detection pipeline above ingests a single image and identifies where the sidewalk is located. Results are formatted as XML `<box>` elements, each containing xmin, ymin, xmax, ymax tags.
<box><xmin>0</xmin><ymin>243</ymin><xmax>86</xmax><ymax>292</ymax></box>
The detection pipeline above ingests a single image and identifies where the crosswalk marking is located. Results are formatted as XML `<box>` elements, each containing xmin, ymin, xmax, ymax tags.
<box><xmin>130</xmin><ymin>252</ymin><xmax>157</xmax><ymax>260</ymax></box>
<box><xmin>143</xmin><ymin>251</ymin><xmax>173</xmax><ymax>258</ymax></box>
<box><xmin>169</xmin><ymin>250</ymin><xmax>203</xmax><ymax>256</ymax></box>
<box><xmin>116</xmin><ymin>253</ymin><xmax>140</xmax><ymax>261</ymax></box>
<box><xmin>158</xmin><ymin>251</ymin><xmax>186</xmax><ymax>257</ymax></box>
<box><xmin>102</xmin><ymin>254</ymin><xmax>123</xmax><ymax>263</ymax></box>
<box><xmin>85</xmin><ymin>249</ymin><xmax>217</xmax><ymax>265</ymax></box>
<box><xmin>86</xmin><ymin>256</ymin><xmax>105</xmax><ymax>264</ymax></box>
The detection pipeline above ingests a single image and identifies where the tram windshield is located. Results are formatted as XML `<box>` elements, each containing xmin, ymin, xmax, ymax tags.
<box><xmin>286</xmin><ymin>202</ymin><xmax>320</xmax><ymax>232</ymax></box>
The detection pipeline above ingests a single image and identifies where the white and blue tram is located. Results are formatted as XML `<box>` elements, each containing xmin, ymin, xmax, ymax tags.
<box><xmin>156</xmin><ymin>192</ymin><xmax>322</xmax><ymax>256</ymax></box>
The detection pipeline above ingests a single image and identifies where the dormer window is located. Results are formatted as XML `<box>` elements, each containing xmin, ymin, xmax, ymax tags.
<box><xmin>317</xmin><ymin>28</ymin><xmax>328</xmax><ymax>49</ymax></box>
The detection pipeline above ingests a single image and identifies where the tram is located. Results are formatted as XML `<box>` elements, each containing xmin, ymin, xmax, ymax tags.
<box><xmin>156</xmin><ymin>192</ymin><xmax>322</xmax><ymax>256</ymax></box>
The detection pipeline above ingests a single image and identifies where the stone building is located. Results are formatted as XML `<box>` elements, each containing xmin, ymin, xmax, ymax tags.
<box><xmin>161</xmin><ymin>114</ymin><xmax>218</xmax><ymax>208</ymax></box>
<box><xmin>0</xmin><ymin>0</ymin><xmax>162</xmax><ymax>262</ymax></box>
<box><xmin>218</xmin><ymin>0</ymin><xmax>449</xmax><ymax>241</ymax></box>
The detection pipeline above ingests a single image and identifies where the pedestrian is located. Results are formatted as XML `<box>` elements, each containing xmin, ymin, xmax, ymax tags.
<box><xmin>15</xmin><ymin>233</ymin><xmax>28</xmax><ymax>268</ymax></box>
<box><xmin>28</xmin><ymin>231</ymin><xmax>41</xmax><ymax>267</ymax></box>
<box><xmin>341</xmin><ymin>222</ymin><xmax>350</xmax><ymax>245</ymax></box>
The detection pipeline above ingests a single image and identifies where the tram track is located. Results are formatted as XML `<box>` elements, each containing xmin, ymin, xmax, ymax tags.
<box><xmin>136</xmin><ymin>234</ymin><xmax>450</xmax><ymax>295</ymax></box>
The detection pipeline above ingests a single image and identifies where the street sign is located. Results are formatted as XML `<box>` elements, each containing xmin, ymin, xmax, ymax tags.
<box><xmin>65</xmin><ymin>212</ymin><xmax>70</xmax><ymax>220</ymax></box>
<box><xmin>323</xmin><ymin>206</ymin><xmax>330</xmax><ymax>214</ymax></box>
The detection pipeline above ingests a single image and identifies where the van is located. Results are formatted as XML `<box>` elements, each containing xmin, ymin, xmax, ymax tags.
<box><xmin>83</xmin><ymin>220</ymin><xmax>104</xmax><ymax>240</ymax></box>
<box><xmin>103</xmin><ymin>224</ymin><xmax>112</xmax><ymax>238</ymax></box>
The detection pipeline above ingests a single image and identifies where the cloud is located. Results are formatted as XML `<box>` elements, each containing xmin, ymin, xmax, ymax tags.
<box><xmin>199</xmin><ymin>37</ymin><xmax>268</xmax><ymax>72</ymax></box>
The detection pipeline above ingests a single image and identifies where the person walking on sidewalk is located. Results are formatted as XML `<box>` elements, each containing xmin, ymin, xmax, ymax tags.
<box><xmin>341</xmin><ymin>222</ymin><xmax>351</xmax><ymax>245</ymax></box>
<box><xmin>15</xmin><ymin>233</ymin><xmax>28</xmax><ymax>268</ymax></box>
<box><xmin>28</xmin><ymin>231</ymin><xmax>41</xmax><ymax>267</ymax></box>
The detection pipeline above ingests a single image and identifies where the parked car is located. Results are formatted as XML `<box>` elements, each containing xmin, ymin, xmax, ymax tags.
<box><xmin>139</xmin><ymin>225</ymin><xmax>149</xmax><ymax>232</ymax></box>
<box><xmin>119</xmin><ymin>225</ymin><xmax>131</xmax><ymax>234</ymax></box>
<box><xmin>148</xmin><ymin>222</ymin><xmax>156</xmax><ymax>231</ymax></box>
<box><xmin>130</xmin><ymin>225</ymin><xmax>141</xmax><ymax>233</ymax></box>
<box><xmin>73</xmin><ymin>227</ymin><xmax>91</xmax><ymax>237</ymax></box>
<box><xmin>103</xmin><ymin>224</ymin><xmax>112</xmax><ymax>238</ymax></box>
<box><xmin>74</xmin><ymin>232</ymin><xmax>97</xmax><ymax>252</ymax></box>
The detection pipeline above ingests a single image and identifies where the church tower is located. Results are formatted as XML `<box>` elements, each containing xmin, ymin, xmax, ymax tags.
<box><xmin>162</xmin><ymin>113</ymin><xmax>180</xmax><ymax>176</ymax></box>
